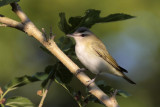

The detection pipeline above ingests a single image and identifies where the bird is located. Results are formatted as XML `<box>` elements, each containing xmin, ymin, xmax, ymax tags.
<box><xmin>67</xmin><ymin>27</ymin><xmax>136</xmax><ymax>84</ymax></box>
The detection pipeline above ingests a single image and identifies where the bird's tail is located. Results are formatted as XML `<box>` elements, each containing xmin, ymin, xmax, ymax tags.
<box><xmin>123</xmin><ymin>74</ymin><xmax>136</xmax><ymax>84</ymax></box>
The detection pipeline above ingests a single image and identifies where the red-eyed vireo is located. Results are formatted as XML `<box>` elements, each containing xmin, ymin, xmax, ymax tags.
<box><xmin>67</xmin><ymin>27</ymin><xmax>136</xmax><ymax>84</ymax></box>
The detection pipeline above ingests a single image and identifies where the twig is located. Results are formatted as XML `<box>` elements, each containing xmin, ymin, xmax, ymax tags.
<box><xmin>49</xmin><ymin>27</ymin><xmax>55</xmax><ymax>40</ymax></box>
<box><xmin>0</xmin><ymin>2</ymin><xmax>119</xmax><ymax>107</ymax></box>
<box><xmin>0</xmin><ymin>24</ymin><xmax>7</xmax><ymax>27</ymax></box>
<box><xmin>10</xmin><ymin>3</ymin><xmax>30</xmax><ymax>23</ymax></box>
<box><xmin>0</xmin><ymin>16</ymin><xmax>24</xmax><ymax>31</ymax></box>
<box><xmin>113</xmin><ymin>89</ymin><xmax>118</xmax><ymax>97</ymax></box>
<box><xmin>41</xmin><ymin>28</ymin><xmax>48</xmax><ymax>41</ymax></box>
<box><xmin>109</xmin><ymin>89</ymin><xmax>118</xmax><ymax>107</ymax></box>
<box><xmin>38</xmin><ymin>79</ymin><xmax>54</xmax><ymax>107</ymax></box>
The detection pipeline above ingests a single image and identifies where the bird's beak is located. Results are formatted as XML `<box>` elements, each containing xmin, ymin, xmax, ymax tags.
<box><xmin>66</xmin><ymin>33</ymin><xmax>73</xmax><ymax>37</ymax></box>
<box><xmin>67</xmin><ymin>32</ymin><xmax>82</xmax><ymax>37</ymax></box>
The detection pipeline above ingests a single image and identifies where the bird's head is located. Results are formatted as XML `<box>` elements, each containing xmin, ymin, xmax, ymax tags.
<box><xmin>67</xmin><ymin>27</ymin><xmax>95</xmax><ymax>43</ymax></box>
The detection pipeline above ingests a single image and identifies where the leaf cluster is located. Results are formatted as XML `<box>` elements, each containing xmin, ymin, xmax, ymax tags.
<box><xmin>0</xmin><ymin>0</ymin><xmax>19</xmax><ymax>7</ymax></box>
<box><xmin>59</xmin><ymin>9</ymin><xmax>135</xmax><ymax>34</ymax></box>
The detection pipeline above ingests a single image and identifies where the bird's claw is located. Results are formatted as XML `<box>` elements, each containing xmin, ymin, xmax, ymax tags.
<box><xmin>75</xmin><ymin>68</ymin><xmax>86</xmax><ymax>76</ymax></box>
<box><xmin>87</xmin><ymin>78</ymin><xmax>96</xmax><ymax>87</ymax></box>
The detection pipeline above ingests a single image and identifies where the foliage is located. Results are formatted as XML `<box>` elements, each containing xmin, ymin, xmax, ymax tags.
<box><xmin>5</xmin><ymin>72</ymin><xmax>49</xmax><ymax>89</ymax></box>
<box><xmin>0</xmin><ymin>0</ymin><xmax>19</xmax><ymax>7</ymax></box>
<box><xmin>59</xmin><ymin>9</ymin><xmax>135</xmax><ymax>34</ymax></box>
<box><xmin>0</xmin><ymin>1</ymin><xmax>134</xmax><ymax>107</ymax></box>
<box><xmin>5</xmin><ymin>97</ymin><xmax>35</xmax><ymax>107</ymax></box>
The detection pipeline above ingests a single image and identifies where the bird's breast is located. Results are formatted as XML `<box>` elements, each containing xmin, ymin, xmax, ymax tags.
<box><xmin>75</xmin><ymin>44</ymin><xmax>109</xmax><ymax>74</ymax></box>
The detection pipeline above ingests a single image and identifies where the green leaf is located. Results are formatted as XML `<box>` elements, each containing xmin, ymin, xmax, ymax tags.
<box><xmin>42</xmin><ymin>62</ymin><xmax>73</xmax><ymax>88</ymax></box>
<box><xmin>83</xmin><ymin>80</ymin><xmax>131</xmax><ymax>106</ymax></box>
<box><xmin>41</xmin><ymin>65</ymin><xmax>56</xmax><ymax>88</ymax></box>
<box><xmin>58</xmin><ymin>36</ymin><xmax>74</xmax><ymax>54</ymax></box>
<box><xmin>0</xmin><ymin>0</ymin><xmax>20</xmax><ymax>7</ymax></box>
<box><xmin>98</xmin><ymin>13</ymin><xmax>135</xmax><ymax>23</ymax></box>
<box><xmin>33</xmin><ymin>72</ymin><xmax>49</xmax><ymax>81</ymax></box>
<box><xmin>96</xmin><ymin>80</ymin><xmax>130</xmax><ymax>98</ymax></box>
<box><xmin>5</xmin><ymin>96</ymin><xmax>35</xmax><ymax>107</ymax></box>
<box><xmin>52</xmin><ymin>63</ymin><xmax>81</xmax><ymax>106</ymax></box>
<box><xmin>85</xmin><ymin>94</ymin><xmax>101</xmax><ymax>105</ymax></box>
<box><xmin>55</xmin><ymin>62</ymin><xmax>73</xmax><ymax>84</ymax></box>
<box><xmin>96</xmin><ymin>80</ymin><xmax>115</xmax><ymax>95</ymax></box>
<box><xmin>55</xmin><ymin>79</ymin><xmax>73</xmax><ymax>95</ymax></box>
<box><xmin>59</xmin><ymin>9</ymin><xmax>135</xmax><ymax>34</ymax></box>
<box><xmin>5</xmin><ymin>72</ymin><xmax>48</xmax><ymax>89</ymax></box>
<box><xmin>59</xmin><ymin>13</ymin><xmax>72</xmax><ymax>34</ymax></box>
<box><xmin>117</xmin><ymin>90</ymin><xmax>130</xmax><ymax>98</ymax></box>
<box><xmin>54</xmin><ymin>79</ymin><xmax>83</xmax><ymax>107</ymax></box>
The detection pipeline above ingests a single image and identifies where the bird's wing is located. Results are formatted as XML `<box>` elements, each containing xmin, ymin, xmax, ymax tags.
<box><xmin>91</xmin><ymin>41</ymin><xmax>128</xmax><ymax>73</ymax></box>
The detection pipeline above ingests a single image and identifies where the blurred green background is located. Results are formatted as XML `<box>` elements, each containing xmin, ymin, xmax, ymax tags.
<box><xmin>0</xmin><ymin>0</ymin><xmax>160</xmax><ymax>107</ymax></box>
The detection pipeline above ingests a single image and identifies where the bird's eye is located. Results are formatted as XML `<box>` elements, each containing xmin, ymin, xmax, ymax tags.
<box><xmin>81</xmin><ymin>34</ymin><xmax>86</xmax><ymax>37</ymax></box>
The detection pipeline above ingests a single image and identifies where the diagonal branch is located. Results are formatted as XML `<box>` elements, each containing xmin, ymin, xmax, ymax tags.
<box><xmin>0</xmin><ymin>2</ymin><xmax>119</xmax><ymax>107</ymax></box>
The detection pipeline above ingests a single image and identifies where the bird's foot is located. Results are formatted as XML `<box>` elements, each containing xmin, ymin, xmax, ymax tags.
<box><xmin>87</xmin><ymin>78</ymin><xmax>96</xmax><ymax>87</ymax></box>
<box><xmin>75</xmin><ymin>68</ymin><xmax>86</xmax><ymax>76</ymax></box>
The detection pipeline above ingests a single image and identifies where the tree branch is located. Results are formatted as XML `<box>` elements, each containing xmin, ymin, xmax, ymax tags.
<box><xmin>10</xmin><ymin>3</ymin><xmax>29</xmax><ymax>23</ymax></box>
<box><xmin>0</xmin><ymin>15</ymin><xmax>24</xmax><ymax>31</ymax></box>
<box><xmin>0</xmin><ymin>2</ymin><xmax>119</xmax><ymax>107</ymax></box>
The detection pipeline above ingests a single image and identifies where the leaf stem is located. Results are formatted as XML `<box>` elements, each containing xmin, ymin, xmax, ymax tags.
<box><xmin>0</xmin><ymin>88</ymin><xmax>10</xmax><ymax>101</ymax></box>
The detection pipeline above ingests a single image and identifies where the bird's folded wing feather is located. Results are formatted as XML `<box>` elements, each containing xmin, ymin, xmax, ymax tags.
<box><xmin>91</xmin><ymin>41</ymin><xmax>128</xmax><ymax>73</ymax></box>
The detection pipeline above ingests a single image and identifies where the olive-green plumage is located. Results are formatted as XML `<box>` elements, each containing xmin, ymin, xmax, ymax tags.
<box><xmin>68</xmin><ymin>27</ymin><xmax>136</xmax><ymax>84</ymax></box>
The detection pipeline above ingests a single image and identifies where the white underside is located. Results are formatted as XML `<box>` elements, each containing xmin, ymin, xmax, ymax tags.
<box><xmin>75</xmin><ymin>43</ymin><xmax>123</xmax><ymax>77</ymax></box>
